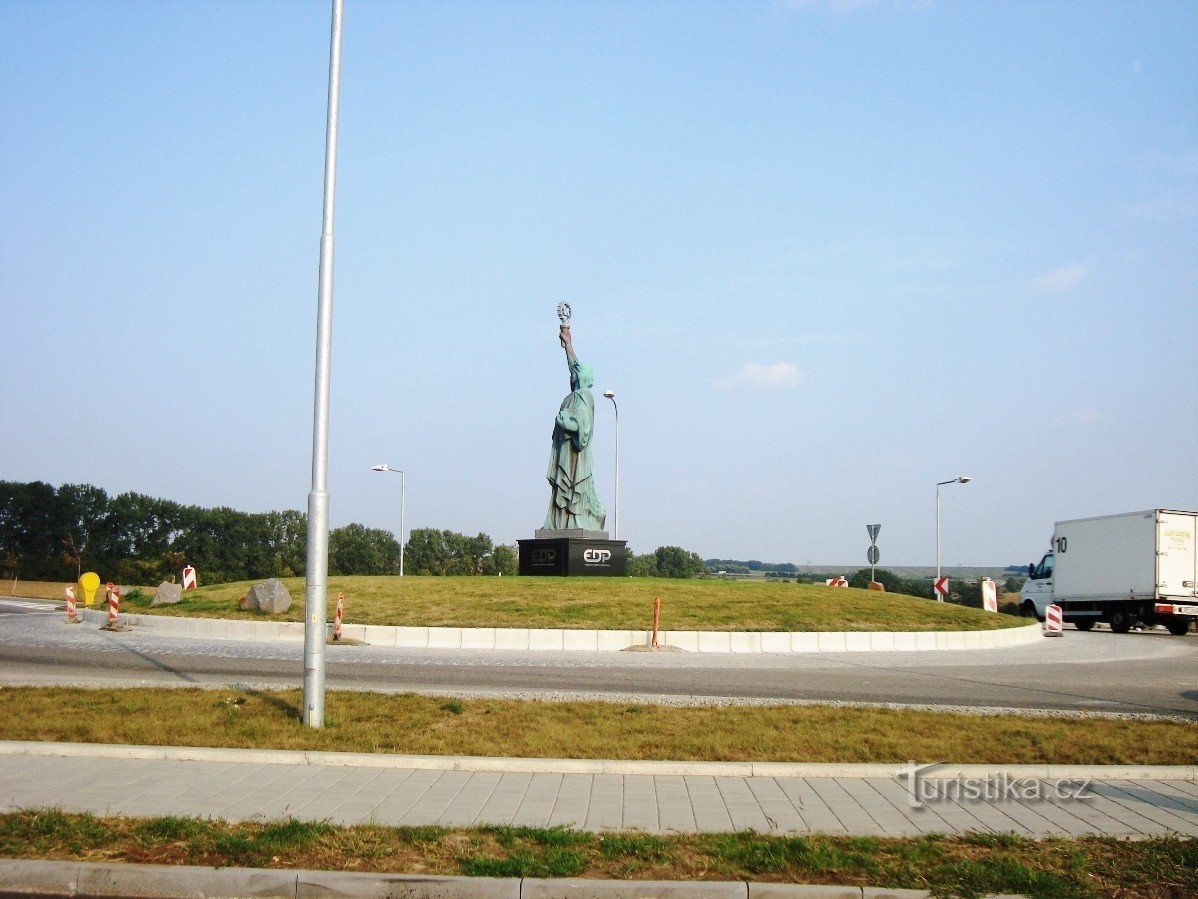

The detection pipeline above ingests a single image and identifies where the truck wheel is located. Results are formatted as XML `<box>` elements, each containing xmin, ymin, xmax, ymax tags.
<box><xmin>1073</xmin><ymin>620</ymin><xmax>1095</xmax><ymax>632</ymax></box>
<box><xmin>1109</xmin><ymin>606</ymin><xmax>1133</xmax><ymax>634</ymax></box>
<box><xmin>1020</xmin><ymin>600</ymin><xmax>1042</xmax><ymax>622</ymax></box>
<box><xmin>1165</xmin><ymin>618</ymin><xmax>1191</xmax><ymax>636</ymax></box>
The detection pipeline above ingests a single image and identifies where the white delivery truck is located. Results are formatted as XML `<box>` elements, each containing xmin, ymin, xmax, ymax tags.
<box><xmin>1020</xmin><ymin>509</ymin><xmax>1197</xmax><ymax>635</ymax></box>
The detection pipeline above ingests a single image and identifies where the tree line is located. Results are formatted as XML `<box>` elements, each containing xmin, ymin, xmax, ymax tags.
<box><xmin>0</xmin><ymin>480</ymin><xmax>511</xmax><ymax>584</ymax></box>
<box><xmin>0</xmin><ymin>480</ymin><xmax>710</xmax><ymax>584</ymax></box>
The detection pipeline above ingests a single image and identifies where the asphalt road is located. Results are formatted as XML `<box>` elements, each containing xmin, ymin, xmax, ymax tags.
<box><xmin>2</xmin><ymin>597</ymin><xmax>1196</xmax><ymax>718</ymax></box>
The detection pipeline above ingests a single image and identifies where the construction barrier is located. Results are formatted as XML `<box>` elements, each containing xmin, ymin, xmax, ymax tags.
<box><xmin>182</xmin><ymin>566</ymin><xmax>197</xmax><ymax>590</ymax></box>
<box><xmin>980</xmin><ymin>577</ymin><xmax>998</xmax><ymax>613</ymax></box>
<box><xmin>824</xmin><ymin>577</ymin><xmax>848</xmax><ymax>588</ymax></box>
<box><xmin>333</xmin><ymin>591</ymin><xmax>344</xmax><ymax>641</ymax></box>
<box><xmin>1044</xmin><ymin>603</ymin><xmax>1063</xmax><ymax>636</ymax></box>
<box><xmin>64</xmin><ymin>586</ymin><xmax>80</xmax><ymax>624</ymax></box>
<box><xmin>105</xmin><ymin>583</ymin><xmax>121</xmax><ymax>627</ymax></box>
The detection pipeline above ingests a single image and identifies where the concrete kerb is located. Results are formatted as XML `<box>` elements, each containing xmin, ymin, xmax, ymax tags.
<box><xmin>2</xmin><ymin>740</ymin><xmax>1194</xmax><ymax>781</ymax></box>
<box><xmin>77</xmin><ymin>608</ymin><xmax>1043</xmax><ymax>654</ymax></box>
<box><xmin>0</xmin><ymin>860</ymin><xmax>941</xmax><ymax>899</ymax></box>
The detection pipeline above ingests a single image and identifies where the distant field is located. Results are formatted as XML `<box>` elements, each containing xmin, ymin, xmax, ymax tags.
<box><xmin>108</xmin><ymin>575</ymin><xmax>1026</xmax><ymax>632</ymax></box>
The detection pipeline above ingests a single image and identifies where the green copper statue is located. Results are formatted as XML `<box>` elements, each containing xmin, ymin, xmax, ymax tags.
<box><xmin>543</xmin><ymin>307</ymin><xmax>607</xmax><ymax>532</ymax></box>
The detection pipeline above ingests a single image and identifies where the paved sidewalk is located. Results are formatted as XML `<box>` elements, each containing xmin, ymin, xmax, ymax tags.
<box><xmin>2</xmin><ymin>743</ymin><xmax>1195</xmax><ymax>838</ymax></box>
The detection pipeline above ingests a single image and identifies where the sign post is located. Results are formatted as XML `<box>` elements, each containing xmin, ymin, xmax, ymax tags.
<box><xmin>866</xmin><ymin>524</ymin><xmax>881</xmax><ymax>584</ymax></box>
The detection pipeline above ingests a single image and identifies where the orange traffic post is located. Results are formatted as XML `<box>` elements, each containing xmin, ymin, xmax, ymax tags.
<box><xmin>333</xmin><ymin>592</ymin><xmax>344</xmax><ymax>641</ymax></box>
<box><xmin>651</xmin><ymin>597</ymin><xmax>661</xmax><ymax>648</ymax></box>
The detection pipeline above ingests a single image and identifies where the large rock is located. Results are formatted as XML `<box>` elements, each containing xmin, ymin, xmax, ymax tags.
<box><xmin>152</xmin><ymin>582</ymin><xmax>183</xmax><ymax>606</ymax></box>
<box><xmin>241</xmin><ymin>578</ymin><xmax>292</xmax><ymax>614</ymax></box>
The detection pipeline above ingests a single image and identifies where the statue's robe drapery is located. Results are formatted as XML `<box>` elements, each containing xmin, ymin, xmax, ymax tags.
<box><xmin>543</xmin><ymin>359</ymin><xmax>606</xmax><ymax>531</ymax></box>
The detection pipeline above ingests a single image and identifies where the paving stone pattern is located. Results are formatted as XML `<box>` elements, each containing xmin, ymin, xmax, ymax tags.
<box><xmin>2</xmin><ymin>755</ymin><xmax>1195</xmax><ymax>838</ymax></box>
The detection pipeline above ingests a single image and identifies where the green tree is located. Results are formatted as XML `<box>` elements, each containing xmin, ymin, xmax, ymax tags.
<box><xmin>330</xmin><ymin>523</ymin><xmax>400</xmax><ymax>575</ymax></box>
<box><xmin>653</xmin><ymin>546</ymin><xmax>706</xmax><ymax>579</ymax></box>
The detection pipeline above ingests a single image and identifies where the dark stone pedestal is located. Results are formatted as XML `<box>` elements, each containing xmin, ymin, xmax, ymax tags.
<box><xmin>518</xmin><ymin>537</ymin><xmax>628</xmax><ymax>576</ymax></box>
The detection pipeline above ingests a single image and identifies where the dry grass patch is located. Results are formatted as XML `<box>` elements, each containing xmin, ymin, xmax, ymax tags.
<box><xmin>119</xmin><ymin>575</ymin><xmax>1024</xmax><ymax>632</ymax></box>
<box><xmin>0</xmin><ymin>687</ymin><xmax>1193</xmax><ymax>765</ymax></box>
<box><xmin>2</xmin><ymin>809</ymin><xmax>1195</xmax><ymax>897</ymax></box>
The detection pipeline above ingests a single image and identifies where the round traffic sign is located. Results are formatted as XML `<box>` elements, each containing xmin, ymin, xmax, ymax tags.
<box><xmin>867</xmin><ymin>546</ymin><xmax>880</xmax><ymax>565</ymax></box>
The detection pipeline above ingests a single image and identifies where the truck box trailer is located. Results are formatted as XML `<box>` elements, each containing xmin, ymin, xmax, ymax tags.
<box><xmin>1020</xmin><ymin>509</ymin><xmax>1197</xmax><ymax>634</ymax></box>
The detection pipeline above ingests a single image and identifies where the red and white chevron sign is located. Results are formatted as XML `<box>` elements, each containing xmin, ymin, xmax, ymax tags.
<box><xmin>181</xmin><ymin>566</ymin><xmax>197</xmax><ymax>590</ymax></box>
<box><xmin>933</xmin><ymin>576</ymin><xmax>949</xmax><ymax>598</ymax></box>
<box><xmin>824</xmin><ymin>577</ymin><xmax>848</xmax><ymax>588</ymax></box>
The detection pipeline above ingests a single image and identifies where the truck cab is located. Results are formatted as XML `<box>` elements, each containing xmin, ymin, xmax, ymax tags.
<box><xmin>1020</xmin><ymin>552</ymin><xmax>1052</xmax><ymax>620</ymax></box>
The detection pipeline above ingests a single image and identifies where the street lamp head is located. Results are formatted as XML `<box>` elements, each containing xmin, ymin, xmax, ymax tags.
<box><xmin>370</xmin><ymin>464</ymin><xmax>389</xmax><ymax>472</ymax></box>
<box><xmin>956</xmin><ymin>476</ymin><xmax>972</xmax><ymax>484</ymax></box>
<box><xmin>602</xmin><ymin>390</ymin><xmax>615</xmax><ymax>399</ymax></box>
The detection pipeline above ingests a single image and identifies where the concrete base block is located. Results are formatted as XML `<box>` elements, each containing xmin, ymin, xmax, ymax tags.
<box><xmin>460</xmin><ymin>628</ymin><xmax>496</xmax><ymax>649</ymax></box>
<box><xmin>525</xmin><ymin>879</ymin><xmax>746</xmax><ymax>898</ymax></box>
<box><xmin>662</xmin><ymin>631</ymin><xmax>699</xmax><ymax>651</ymax></box>
<box><xmin>697</xmin><ymin>631</ymin><xmax>732</xmax><ymax>653</ymax></box>
<box><xmin>529</xmin><ymin>629</ymin><xmax>565</xmax><ymax>650</ymax></box>
<box><xmin>760</xmin><ymin>632</ymin><xmax>791</xmax><ymax>653</ymax></box>
<box><xmin>428</xmin><ymin>628</ymin><xmax>463</xmax><ymax>649</ymax></box>
<box><xmin>869</xmin><ymin>632</ymin><xmax>896</xmax><ymax>651</ymax></box>
<box><xmin>564</xmin><ymin>630</ymin><xmax>598</xmax><ymax>651</ymax></box>
<box><xmin>843</xmin><ymin>632</ymin><xmax>872</xmax><ymax>652</ymax></box>
<box><xmin>596</xmin><ymin>630</ymin><xmax>639</xmax><ymax>651</ymax></box>
<box><xmin>891</xmin><ymin>632</ymin><xmax>919</xmax><ymax>651</ymax></box>
<box><xmin>817</xmin><ymin>632</ymin><xmax>847</xmax><ymax>652</ymax></box>
<box><xmin>77</xmin><ymin>861</ymin><xmax>298</xmax><ymax>897</ymax></box>
<box><xmin>362</xmin><ymin>625</ymin><xmax>398</xmax><ymax>646</ymax></box>
<box><xmin>729</xmin><ymin>632</ymin><xmax>762</xmax><ymax>653</ymax></box>
<box><xmin>914</xmin><ymin>632</ymin><xmax>938</xmax><ymax>651</ymax></box>
<box><xmin>297</xmin><ymin>871</ymin><xmax>517</xmax><ymax>898</ymax></box>
<box><xmin>790</xmin><ymin>632</ymin><xmax>820</xmax><ymax>652</ymax></box>
<box><xmin>394</xmin><ymin>626</ymin><xmax>430</xmax><ymax>647</ymax></box>
<box><xmin>495</xmin><ymin>628</ymin><xmax>531</xmax><ymax>650</ymax></box>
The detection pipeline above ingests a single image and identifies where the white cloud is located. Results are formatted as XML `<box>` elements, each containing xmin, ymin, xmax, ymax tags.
<box><xmin>1028</xmin><ymin>264</ymin><xmax>1088</xmax><ymax>293</ymax></box>
<box><xmin>721</xmin><ymin>362</ymin><xmax>805</xmax><ymax>390</ymax></box>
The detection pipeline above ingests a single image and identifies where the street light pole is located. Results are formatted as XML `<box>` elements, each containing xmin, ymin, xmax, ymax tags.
<box><xmin>371</xmin><ymin>464</ymin><xmax>405</xmax><ymax>577</ymax></box>
<box><xmin>302</xmin><ymin>0</ymin><xmax>344</xmax><ymax>730</ymax></box>
<box><xmin>602</xmin><ymin>390</ymin><xmax>619</xmax><ymax>539</ymax></box>
<box><xmin>935</xmin><ymin>475</ymin><xmax>972</xmax><ymax>601</ymax></box>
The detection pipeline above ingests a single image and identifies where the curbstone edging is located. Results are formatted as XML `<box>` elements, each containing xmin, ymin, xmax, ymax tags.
<box><xmin>1</xmin><ymin>740</ymin><xmax>1194</xmax><ymax>782</ymax></box>
<box><xmin>78</xmin><ymin>608</ymin><xmax>1042</xmax><ymax>654</ymax></box>
<box><xmin>0</xmin><ymin>861</ymin><xmax>942</xmax><ymax>899</ymax></box>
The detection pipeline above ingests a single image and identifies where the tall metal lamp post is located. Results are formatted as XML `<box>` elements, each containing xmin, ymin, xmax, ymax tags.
<box><xmin>935</xmin><ymin>475</ymin><xmax>972</xmax><ymax>600</ymax></box>
<box><xmin>602</xmin><ymin>390</ymin><xmax>619</xmax><ymax>539</ymax></box>
<box><xmin>302</xmin><ymin>0</ymin><xmax>344</xmax><ymax>730</ymax></box>
<box><xmin>371</xmin><ymin>464</ymin><xmax>405</xmax><ymax>577</ymax></box>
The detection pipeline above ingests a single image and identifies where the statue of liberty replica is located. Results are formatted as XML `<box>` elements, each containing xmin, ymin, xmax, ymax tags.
<box><xmin>519</xmin><ymin>304</ymin><xmax>626</xmax><ymax>575</ymax></box>
<box><xmin>542</xmin><ymin>308</ymin><xmax>606</xmax><ymax>532</ymax></box>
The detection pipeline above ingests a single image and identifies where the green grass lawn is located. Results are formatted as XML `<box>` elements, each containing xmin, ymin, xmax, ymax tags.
<box><xmin>120</xmin><ymin>576</ymin><xmax>1026</xmax><ymax>632</ymax></box>
<box><xmin>5</xmin><ymin>809</ymin><xmax>1194</xmax><ymax>897</ymax></box>
<box><xmin>2</xmin><ymin>687</ymin><xmax>1191</xmax><ymax>765</ymax></box>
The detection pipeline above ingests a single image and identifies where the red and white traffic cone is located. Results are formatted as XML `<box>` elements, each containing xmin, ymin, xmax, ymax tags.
<box><xmin>65</xmin><ymin>586</ymin><xmax>80</xmax><ymax>623</ymax></box>
<box><xmin>1044</xmin><ymin>603</ymin><xmax>1063</xmax><ymax>637</ymax></box>
<box><xmin>333</xmin><ymin>592</ymin><xmax>344</xmax><ymax>641</ymax></box>
<box><xmin>106</xmin><ymin>582</ymin><xmax>120</xmax><ymax>627</ymax></box>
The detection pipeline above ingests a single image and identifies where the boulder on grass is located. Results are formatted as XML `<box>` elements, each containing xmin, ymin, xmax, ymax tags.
<box><xmin>241</xmin><ymin>578</ymin><xmax>292</xmax><ymax>614</ymax></box>
<box><xmin>152</xmin><ymin>582</ymin><xmax>183</xmax><ymax>606</ymax></box>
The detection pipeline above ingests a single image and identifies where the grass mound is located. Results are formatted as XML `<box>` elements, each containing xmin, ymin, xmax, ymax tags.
<box><xmin>119</xmin><ymin>576</ymin><xmax>1026</xmax><ymax>632</ymax></box>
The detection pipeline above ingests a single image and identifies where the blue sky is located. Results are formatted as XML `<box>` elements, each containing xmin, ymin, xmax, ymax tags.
<box><xmin>2</xmin><ymin>1</ymin><xmax>1195</xmax><ymax>567</ymax></box>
